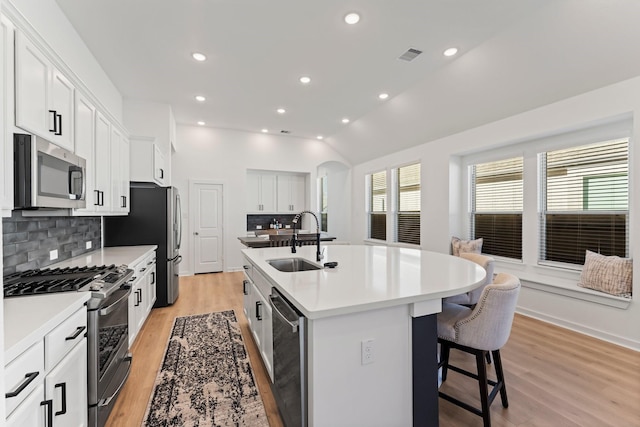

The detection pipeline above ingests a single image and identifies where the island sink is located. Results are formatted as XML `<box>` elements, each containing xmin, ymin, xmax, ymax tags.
<box><xmin>267</xmin><ymin>258</ymin><xmax>321</xmax><ymax>272</ymax></box>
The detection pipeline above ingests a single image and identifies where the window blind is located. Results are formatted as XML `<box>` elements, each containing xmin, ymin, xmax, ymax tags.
<box><xmin>540</xmin><ymin>138</ymin><xmax>629</xmax><ymax>265</ymax></box>
<box><xmin>369</xmin><ymin>171</ymin><xmax>386</xmax><ymax>240</ymax></box>
<box><xmin>471</xmin><ymin>157</ymin><xmax>523</xmax><ymax>259</ymax></box>
<box><xmin>397</xmin><ymin>163</ymin><xmax>420</xmax><ymax>245</ymax></box>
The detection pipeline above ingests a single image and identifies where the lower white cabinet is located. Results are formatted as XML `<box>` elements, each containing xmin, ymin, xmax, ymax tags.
<box><xmin>242</xmin><ymin>260</ymin><xmax>273</xmax><ymax>381</ymax></box>
<box><xmin>128</xmin><ymin>252</ymin><xmax>157</xmax><ymax>346</ymax></box>
<box><xmin>5</xmin><ymin>306</ymin><xmax>88</xmax><ymax>427</ymax></box>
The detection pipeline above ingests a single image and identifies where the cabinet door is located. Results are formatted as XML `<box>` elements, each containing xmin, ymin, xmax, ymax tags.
<box><xmin>290</xmin><ymin>174</ymin><xmax>306</xmax><ymax>212</ymax></box>
<box><xmin>121</xmin><ymin>136</ymin><xmax>130</xmax><ymax>213</ymax></box>
<box><xmin>260</xmin><ymin>174</ymin><xmax>277</xmax><ymax>212</ymax></box>
<box><xmin>242</xmin><ymin>277</ymin><xmax>252</xmax><ymax>322</ymax></box>
<box><xmin>110</xmin><ymin>127</ymin><xmax>122</xmax><ymax>212</ymax></box>
<box><xmin>45</xmin><ymin>339</ymin><xmax>87</xmax><ymax>427</ymax></box>
<box><xmin>15</xmin><ymin>32</ymin><xmax>49</xmax><ymax>138</ymax></box>
<box><xmin>146</xmin><ymin>265</ymin><xmax>157</xmax><ymax>314</ymax></box>
<box><xmin>127</xmin><ymin>278</ymin><xmax>138</xmax><ymax>347</ymax></box>
<box><xmin>276</xmin><ymin>175</ymin><xmax>293</xmax><ymax>212</ymax></box>
<box><xmin>6</xmin><ymin>384</ymin><xmax>47</xmax><ymax>427</ymax></box>
<box><xmin>135</xmin><ymin>275</ymin><xmax>148</xmax><ymax>333</ymax></box>
<box><xmin>49</xmin><ymin>68</ymin><xmax>74</xmax><ymax>151</ymax></box>
<box><xmin>259</xmin><ymin>297</ymin><xmax>273</xmax><ymax>381</ymax></box>
<box><xmin>94</xmin><ymin>112</ymin><xmax>111</xmax><ymax>212</ymax></box>
<box><xmin>1</xmin><ymin>15</ymin><xmax>15</xmax><ymax>212</ymax></box>
<box><xmin>73</xmin><ymin>92</ymin><xmax>96</xmax><ymax>214</ymax></box>
<box><xmin>246</xmin><ymin>173</ymin><xmax>262</xmax><ymax>212</ymax></box>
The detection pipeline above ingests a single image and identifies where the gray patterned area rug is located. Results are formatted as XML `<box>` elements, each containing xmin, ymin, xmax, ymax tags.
<box><xmin>142</xmin><ymin>310</ymin><xmax>269</xmax><ymax>427</ymax></box>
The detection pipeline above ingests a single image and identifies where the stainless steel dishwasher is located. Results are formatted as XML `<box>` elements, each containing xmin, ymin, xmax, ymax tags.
<box><xmin>270</xmin><ymin>288</ymin><xmax>307</xmax><ymax>427</ymax></box>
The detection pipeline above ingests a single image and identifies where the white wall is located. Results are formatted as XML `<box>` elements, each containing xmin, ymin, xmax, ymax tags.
<box><xmin>351</xmin><ymin>76</ymin><xmax>640</xmax><ymax>350</ymax></box>
<box><xmin>5</xmin><ymin>0</ymin><xmax>123</xmax><ymax>122</ymax></box>
<box><xmin>172</xmin><ymin>126</ymin><xmax>350</xmax><ymax>274</ymax></box>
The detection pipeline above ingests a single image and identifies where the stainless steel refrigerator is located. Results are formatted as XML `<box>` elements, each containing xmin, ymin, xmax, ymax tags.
<box><xmin>104</xmin><ymin>185</ymin><xmax>182</xmax><ymax>306</ymax></box>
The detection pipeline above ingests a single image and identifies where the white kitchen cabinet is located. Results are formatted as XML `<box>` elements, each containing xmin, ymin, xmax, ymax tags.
<box><xmin>15</xmin><ymin>31</ymin><xmax>75</xmax><ymax>151</ymax></box>
<box><xmin>246</xmin><ymin>171</ymin><xmax>277</xmax><ymax>213</ymax></box>
<box><xmin>94</xmin><ymin>111</ymin><xmax>112</xmax><ymax>213</ymax></box>
<box><xmin>277</xmin><ymin>174</ymin><xmax>306</xmax><ymax>213</ymax></box>
<box><xmin>1</xmin><ymin>14</ymin><xmax>15</xmax><ymax>214</ymax></box>
<box><xmin>105</xmin><ymin>126</ymin><xmax>130</xmax><ymax>215</ymax></box>
<box><xmin>72</xmin><ymin>92</ymin><xmax>97</xmax><ymax>215</ymax></box>
<box><xmin>242</xmin><ymin>258</ymin><xmax>273</xmax><ymax>381</ymax></box>
<box><xmin>6</xmin><ymin>384</ymin><xmax>46</xmax><ymax>427</ymax></box>
<box><xmin>128</xmin><ymin>251</ymin><xmax>157</xmax><ymax>346</ymax></box>
<box><xmin>4</xmin><ymin>306</ymin><xmax>88</xmax><ymax>427</ymax></box>
<box><xmin>44</xmin><ymin>340</ymin><xmax>87</xmax><ymax>427</ymax></box>
<box><xmin>130</xmin><ymin>137</ymin><xmax>166</xmax><ymax>186</ymax></box>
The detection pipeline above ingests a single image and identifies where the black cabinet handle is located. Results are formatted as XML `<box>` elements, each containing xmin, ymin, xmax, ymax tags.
<box><xmin>56</xmin><ymin>113</ymin><xmax>62</xmax><ymax>135</ymax></box>
<box><xmin>5</xmin><ymin>371</ymin><xmax>39</xmax><ymax>398</ymax></box>
<box><xmin>242</xmin><ymin>280</ymin><xmax>248</xmax><ymax>295</ymax></box>
<box><xmin>134</xmin><ymin>289</ymin><xmax>141</xmax><ymax>306</ymax></box>
<box><xmin>94</xmin><ymin>189</ymin><xmax>100</xmax><ymax>206</ymax></box>
<box><xmin>160</xmin><ymin>168</ymin><xmax>164</xmax><ymax>179</ymax></box>
<box><xmin>54</xmin><ymin>382</ymin><xmax>67</xmax><ymax>415</ymax></box>
<box><xmin>48</xmin><ymin>110</ymin><xmax>57</xmax><ymax>132</ymax></box>
<box><xmin>150</xmin><ymin>272</ymin><xmax>155</xmax><ymax>284</ymax></box>
<box><xmin>41</xmin><ymin>399</ymin><xmax>53</xmax><ymax>427</ymax></box>
<box><xmin>255</xmin><ymin>300</ymin><xmax>262</xmax><ymax>321</ymax></box>
<box><xmin>65</xmin><ymin>326</ymin><xmax>86</xmax><ymax>341</ymax></box>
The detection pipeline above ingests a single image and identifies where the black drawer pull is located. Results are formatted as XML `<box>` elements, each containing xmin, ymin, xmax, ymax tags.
<box><xmin>55</xmin><ymin>382</ymin><xmax>67</xmax><ymax>415</ymax></box>
<box><xmin>41</xmin><ymin>399</ymin><xmax>53</xmax><ymax>427</ymax></box>
<box><xmin>65</xmin><ymin>326</ymin><xmax>86</xmax><ymax>341</ymax></box>
<box><xmin>6</xmin><ymin>371</ymin><xmax>39</xmax><ymax>398</ymax></box>
<box><xmin>255</xmin><ymin>300</ymin><xmax>263</xmax><ymax>321</ymax></box>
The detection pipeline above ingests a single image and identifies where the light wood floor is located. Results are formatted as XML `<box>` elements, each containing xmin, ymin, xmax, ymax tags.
<box><xmin>106</xmin><ymin>272</ymin><xmax>640</xmax><ymax>427</ymax></box>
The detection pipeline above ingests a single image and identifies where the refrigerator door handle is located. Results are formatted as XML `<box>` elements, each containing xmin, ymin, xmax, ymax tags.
<box><xmin>176</xmin><ymin>193</ymin><xmax>182</xmax><ymax>250</ymax></box>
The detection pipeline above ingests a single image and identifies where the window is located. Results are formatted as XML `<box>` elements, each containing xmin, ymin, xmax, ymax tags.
<box><xmin>540</xmin><ymin>138</ymin><xmax>629</xmax><ymax>265</ymax></box>
<box><xmin>470</xmin><ymin>157</ymin><xmax>523</xmax><ymax>259</ymax></box>
<box><xmin>368</xmin><ymin>171</ymin><xmax>387</xmax><ymax>240</ymax></box>
<box><xmin>319</xmin><ymin>175</ymin><xmax>328</xmax><ymax>232</ymax></box>
<box><xmin>396</xmin><ymin>163</ymin><xmax>420</xmax><ymax>245</ymax></box>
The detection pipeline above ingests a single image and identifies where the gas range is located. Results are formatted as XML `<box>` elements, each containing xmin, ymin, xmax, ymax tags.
<box><xmin>3</xmin><ymin>264</ymin><xmax>132</xmax><ymax>300</ymax></box>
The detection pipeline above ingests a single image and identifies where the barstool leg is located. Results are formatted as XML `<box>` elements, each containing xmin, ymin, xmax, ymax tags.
<box><xmin>440</xmin><ymin>342</ymin><xmax>451</xmax><ymax>382</ymax></box>
<box><xmin>476</xmin><ymin>350</ymin><xmax>491</xmax><ymax>427</ymax></box>
<box><xmin>492</xmin><ymin>350</ymin><xmax>509</xmax><ymax>408</ymax></box>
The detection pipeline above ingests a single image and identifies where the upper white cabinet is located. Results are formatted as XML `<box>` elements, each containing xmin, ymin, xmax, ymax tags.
<box><xmin>1</xmin><ymin>14</ymin><xmax>15</xmax><ymax>215</ymax></box>
<box><xmin>277</xmin><ymin>174</ymin><xmax>305</xmax><ymax>213</ymax></box>
<box><xmin>15</xmin><ymin>31</ymin><xmax>75</xmax><ymax>151</ymax></box>
<box><xmin>246</xmin><ymin>171</ymin><xmax>307</xmax><ymax>213</ymax></box>
<box><xmin>73</xmin><ymin>92</ymin><xmax>97</xmax><ymax>215</ymax></box>
<box><xmin>110</xmin><ymin>127</ymin><xmax>129</xmax><ymax>214</ymax></box>
<box><xmin>94</xmin><ymin>111</ymin><xmax>112</xmax><ymax>213</ymax></box>
<box><xmin>246</xmin><ymin>172</ymin><xmax>277</xmax><ymax>213</ymax></box>
<box><xmin>130</xmin><ymin>137</ymin><xmax>166</xmax><ymax>186</ymax></box>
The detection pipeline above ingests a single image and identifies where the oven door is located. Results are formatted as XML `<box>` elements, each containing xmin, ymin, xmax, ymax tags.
<box><xmin>87</xmin><ymin>286</ymin><xmax>132</xmax><ymax>427</ymax></box>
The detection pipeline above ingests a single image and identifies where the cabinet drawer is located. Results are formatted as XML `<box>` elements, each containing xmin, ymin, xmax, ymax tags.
<box><xmin>44</xmin><ymin>307</ymin><xmax>87</xmax><ymax>371</ymax></box>
<box><xmin>5</xmin><ymin>341</ymin><xmax>44</xmax><ymax>416</ymax></box>
<box><xmin>252</xmin><ymin>267</ymin><xmax>272</xmax><ymax>300</ymax></box>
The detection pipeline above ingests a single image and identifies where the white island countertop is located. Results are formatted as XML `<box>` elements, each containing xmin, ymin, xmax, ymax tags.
<box><xmin>242</xmin><ymin>245</ymin><xmax>486</xmax><ymax>319</ymax></box>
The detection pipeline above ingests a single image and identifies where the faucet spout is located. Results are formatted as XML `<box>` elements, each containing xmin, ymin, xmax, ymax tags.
<box><xmin>292</xmin><ymin>210</ymin><xmax>323</xmax><ymax>261</ymax></box>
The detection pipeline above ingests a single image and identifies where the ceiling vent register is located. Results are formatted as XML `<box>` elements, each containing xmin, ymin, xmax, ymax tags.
<box><xmin>398</xmin><ymin>48</ymin><xmax>423</xmax><ymax>62</ymax></box>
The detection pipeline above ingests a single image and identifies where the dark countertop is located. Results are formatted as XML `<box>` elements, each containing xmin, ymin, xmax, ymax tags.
<box><xmin>238</xmin><ymin>232</ymin><xmax>336</xmax><ymax>248</ymax></box>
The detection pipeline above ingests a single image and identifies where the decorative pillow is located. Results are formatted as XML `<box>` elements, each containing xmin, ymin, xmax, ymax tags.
<box><xmin>451</xmin><ymin>236</ymin><xmax>483</xmax><ymax>257</ymax></box>
<box><xmin>578</xmin><ymin>250</ymin><xmax>633</xmax><ymax>297</ymax></box>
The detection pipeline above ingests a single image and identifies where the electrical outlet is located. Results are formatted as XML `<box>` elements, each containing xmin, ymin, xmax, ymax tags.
<box><xmin>86</xmin><ymin>241</ymin><xmax>92</xmax><ymax>249</ymax></box>
<box><xmin>256</xmin><ymin>225</ymin><xmax>262</xmax><ymax>229</ymax></box>
<box><xmin>361</xmin><ymin>339</ymin><xmax>375</xmax><ymax>365</ymax></box>
<box><xmin>285</xmin><ymin>225</ymin><xmax>291</xmax><ymax>229</ymax></box>
<box><xmin>49</xmin><ymin>249</ymin><xmax>58</xmax><ymax>260</ymax></box>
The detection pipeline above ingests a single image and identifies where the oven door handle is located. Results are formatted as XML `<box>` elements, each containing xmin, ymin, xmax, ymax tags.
<box><xmin>98</xmin><ymin>288</ymin><xmax>132</xmax><ymax>316</ymax></box>
<box><xmin>98</xmin><ymin>354</ymin><xmax>132</xmax><ymax>407</ymax></box>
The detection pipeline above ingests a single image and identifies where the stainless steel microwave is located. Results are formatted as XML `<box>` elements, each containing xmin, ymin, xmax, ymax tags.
<box><xmin>14</xmin><ymin>133</ymin><xmax>87</xmax><ymax>209</ymax></box>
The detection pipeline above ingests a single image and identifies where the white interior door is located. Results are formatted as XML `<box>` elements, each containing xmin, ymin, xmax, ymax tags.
<box><xmin>192</xmin><ymin>182</ymin><xmax>224</xmax><ymax>273</ymax></box>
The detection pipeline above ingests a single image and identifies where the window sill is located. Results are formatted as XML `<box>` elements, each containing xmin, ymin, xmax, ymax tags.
<box><xmin>363</xmin><ymin>239</ymin><xmax>387</xmax><ymax>246</ymax></box>
<box><xmin>496</xmin><ymin>261</ymin><xmax>632</xmax><ymax>309</ymax></box>
<box><xmin>362</xmin><ymin>239</ymin><xmax>422</xmax><ymax>250</ymax></box>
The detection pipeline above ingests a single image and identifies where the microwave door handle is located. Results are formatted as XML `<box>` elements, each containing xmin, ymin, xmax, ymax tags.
<box><xmin>68</xmin><ymin>166</ymin><xmax>83</xmax><ymax>200</ymax></box>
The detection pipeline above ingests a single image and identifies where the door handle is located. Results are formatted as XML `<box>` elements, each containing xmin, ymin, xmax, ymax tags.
<box><xmin>54</xmin><ymin>382</ymin><xmax>67</xmax><ymax>415</ymax></box>
<box><xmin>255</xmin><ymin>300</ymin><xmax>263</xmax><ymax>321</ymax></box>
<box><xmin>5</xmin><ymin>372</ymin><xmax>39</xmax><ymax>398</ymax></box>
<box><xmin>65</xmin><ymin>326</ymin><xmax>86</xmax><ymax>341</ymax></box>
<box><xmin>56</xmin><ymin>113</ymin><xmax>62</xmax><ymax>135</ymax></box>
<box><xmin>41</xmin><ymin>399</ymin><xmax>53</xmax><ymax>427</ymax></box>
<box><xmin>48</xmin><ymin>110</ymin><xmax>57</xmax><ymax>132</ymax></box>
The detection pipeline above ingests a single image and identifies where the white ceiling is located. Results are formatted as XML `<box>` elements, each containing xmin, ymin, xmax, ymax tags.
<box><xmin>55</xmin><ymin>0</ymin><xmax>640</xmax><ymax>165</ymax></box>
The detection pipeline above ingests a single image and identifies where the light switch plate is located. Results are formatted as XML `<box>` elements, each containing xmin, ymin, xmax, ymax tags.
<box><xmin>50</xmin><ymin>249</ymin><xmax>58</xmax><ymax>260</ymax></box>
<box><xmin>86</xmin><ymin>241</ymin><xmax>92</xmax><ymax>249</ymax></box>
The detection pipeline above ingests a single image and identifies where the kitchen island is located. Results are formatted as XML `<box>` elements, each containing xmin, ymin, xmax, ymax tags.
<box><xmin>242</xmin><ymin>245</ymin><xmax>486</xmax><ymax>427</ymax></box>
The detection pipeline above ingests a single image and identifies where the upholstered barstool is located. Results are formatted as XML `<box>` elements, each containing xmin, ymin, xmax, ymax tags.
<box><xmin>437</xmin><ymin>273</ymin><xmax>521</xmax><ymax>427</ymax></box>
<box><xmin>444</xmin><ymin>252</ymin><xmax>495</xmax><ymax>307</ymax></box>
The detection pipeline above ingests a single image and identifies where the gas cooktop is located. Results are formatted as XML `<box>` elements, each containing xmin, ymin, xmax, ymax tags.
<box><xmin>3</xmin><ymin>264</ymin><xmax>131</xmax><ymax>299</ymax></box>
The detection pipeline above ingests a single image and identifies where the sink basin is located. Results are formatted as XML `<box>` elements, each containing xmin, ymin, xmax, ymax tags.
<box><xmin>267</xmin><ymin>258</ymin><xmax>321</xmax><ymax>272</ymax></box>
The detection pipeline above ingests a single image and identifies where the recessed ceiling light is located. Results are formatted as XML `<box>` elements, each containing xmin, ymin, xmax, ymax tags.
<box><xmin>342</xmin><ymin>118</ymin><xmax>350</xmax><ymax>124</ymax></box>
<box><xmin>192</xmin><ymin>52</ymin><xmax>207</xmax><ymax>62</ymax></box>
<box><xmin>317</xmin><ymin>135</ymin><xmax>324</xmax><ymax>140</ymax></box>
<box><xmin>197</xmin><ymin>121</ymin><xmax>205</xmax><ymax>126</ymax></box>
<box><xmin>261</xmin><ymin>128</ymin><xmax>269</xmax><ymax>133</ymax></box>
<box><xmin>299</xmin><ymin>76</ymin><xmax>311</xmax><ymax>84</ymax></box>
<box><xmin>443</xmin><ymin>47</ymin><xmax>458</xmax><ymax>57</ymax></box>
<box><xmin>195</xmin><ymin>95</ymin><xmax>206</xmax><ymax>102</ymax></box>
<box><xmin>344</xmin><ymin>12</ymin><xmax>360</xmax><ymax>24</ymax></box>
<box><xmin>378</xmin><ymin>93</ymin><xmax>389</xmax><ymax>100</ymax></box>
<box><xmin>277</xmin><ymin>108</ymin><xmax>286</xmax><ymax>114</ymax></box>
